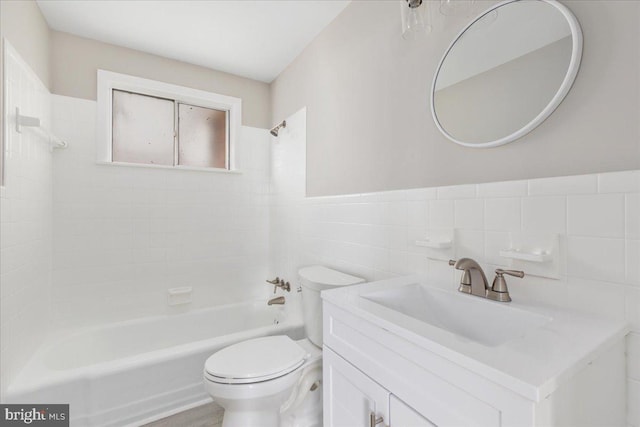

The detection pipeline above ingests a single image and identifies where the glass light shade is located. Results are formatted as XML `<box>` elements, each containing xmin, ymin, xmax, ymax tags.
<box><xmin>439</xmin><ymin>0</ymin><xmax>475</xmax><ymax>16</ymax></box>
<box><xmin>400</xmin><ymin>0</ymin><xmax>431</xmax><ymax>40</ymax></box>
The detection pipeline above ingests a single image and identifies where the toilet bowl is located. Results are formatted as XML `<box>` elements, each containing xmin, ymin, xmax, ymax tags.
<box><xmin>203</xmin><ymin>266</ymin><xmax>364</xmax><ymax>427</ymax></box>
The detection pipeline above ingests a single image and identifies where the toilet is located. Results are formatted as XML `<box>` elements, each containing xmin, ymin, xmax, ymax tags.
<box><xmin>203</xmin><ymin>266</ymin><xmax>365</xmax><ymax>427</ymax></box>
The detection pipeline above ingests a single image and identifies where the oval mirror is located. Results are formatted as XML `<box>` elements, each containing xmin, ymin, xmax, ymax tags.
<box><xmin>431</xmin><ymin>0</ymin><xmax>583</xmax><ymax>148</ymax></box>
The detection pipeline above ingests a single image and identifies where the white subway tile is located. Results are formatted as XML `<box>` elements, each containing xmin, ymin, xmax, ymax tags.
<box><xmin>484</xmin><ymin>198</ymin><xmax>521</xmax><ymax>231</ymax></box>
<box><xmin>406</xmin><ymin>251</ymin><xmax>428</xmax><ymax>274</ymax></box>
<box><xmin>629</xmin><ymin>379</ymin><xmax>640</xmax><ymax>427</ymax></box>
<box><xmin>455</xmin><ymin>230</ymin><xmax>484</xmax><ymax>261</ymax></box>
<box><xmin>507</xmin><ymin>275</ymin><xmax>567</xmax><ymax>309</ymax></box>
<box><xmin>626</xmin><ymin>287</ymin><xmax>640</xmax><ymax>332</ymax></box>
<box><xmin>407</xmin><ymin>200</ymin><xmax>428</xmax><ymax>227</ymax></box>
<box><xmin>628</xmin><ymin>240</ymin><xmax>640</xmax><ymax>286</ymax></box>
<box><xmin>628</xmin><ymin>333</ymin><xmax>640</xmax><ymax>381</ymax></box>
<box><xmin>405</xmin><ymin>187</ymin><xmax>437</xmax><ymax>201</ymax></box>
<box><xmin>568</xmin><ymin>194</ymin><xmax>625</xmax><ymax>238</ymax></box>
<box><xmin>426</xmin><ymin>259</ymin><xmax>455</xmax><ymax>287</ymax></box>
<box><xmin>428</xmin><ymin>199</ymin><xmax>454</xmax><ymax>229</ymax></box>
<box><xmin>567</xmin><ymin>237</ymin><xmax>625</xmax><ymax>283</ymax></box>
<box><xmin>383</xmin><ymin>201</ymin><xmax>407</xmax><ymax>226</ymax></box>
<box><xmin>522</xmin><ymin>196</ymin><xmax>566</xmax><ymax>233</ymax></box>
<box><xmin>598</xmin><ymin>170</ymin><xmax>640</xmax><ymax>193</ymax></box>
<box><xmin>436</xmin><ymin>184</ymin><xmax>476</xmax><ymax>199</ymax></box>
<box><xmin>484</xmin><ymin>231</ymin><xmax>512</xmax><ymax>266</ymax></box>
<box><xmin>528</xmin><ymin>174</ymin><xmax>598</xmax><ymax>196</ymax></box>
<box><xmin>627</xmin><ymin>193</ymin><xmax>640</xmax><ymax>239</ymax></box>
<box><xmin>477</xmin><ymin>180</ymin><xmax>528</xmax><ymax>198</ymax></box>
<box><xmin>388</xmin><ymin>250</ymin><xmax>410</xmax><ymax>275</ymax></box>
<box><xmin>566</xmin><ymin>277</ymin><xmax>626</xmax><ymax>320</ymax></box>
<box><xmin>454</xmin><ymin>199</ymin><xmax>484</xmax><ymax>230</ymax></box>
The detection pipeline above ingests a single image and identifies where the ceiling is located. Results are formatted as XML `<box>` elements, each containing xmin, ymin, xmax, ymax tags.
<box><xmin>36</xmin><ymin>0</ymin><xmax>350</xmax><ymax>83</ymax></box>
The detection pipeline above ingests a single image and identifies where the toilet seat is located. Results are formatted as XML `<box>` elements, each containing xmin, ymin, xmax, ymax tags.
<box><xmin>204</xmin><ymin>336</ymin><xmax>307</xmax><ymax>384</ymax></box>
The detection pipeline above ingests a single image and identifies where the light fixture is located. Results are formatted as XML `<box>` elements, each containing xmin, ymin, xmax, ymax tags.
<box><xmin>439</xmin><ymin>0</ymin><xmax>475</xmax><ymax>16</ymax></box>
<box><xmin>400</xmin><ymin>0</ymin><xmax>431</xmax><ymax>40</ymax></box>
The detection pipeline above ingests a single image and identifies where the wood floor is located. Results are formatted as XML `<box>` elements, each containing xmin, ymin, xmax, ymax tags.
<box><xmin>142</xmin><ymin>402</ymin><xmax>224</xmax><ymax>427</ymax></box>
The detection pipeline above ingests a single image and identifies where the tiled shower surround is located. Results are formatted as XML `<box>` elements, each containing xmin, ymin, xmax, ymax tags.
<box><xmin>51</xmin><ymin>95</ymin><xmax>271</xmax><ymax>326</ymax></box>
<box><xmin>0</xmin><ymin>44</ymin><xmax>53</xmax><ymax>399</ymax></box>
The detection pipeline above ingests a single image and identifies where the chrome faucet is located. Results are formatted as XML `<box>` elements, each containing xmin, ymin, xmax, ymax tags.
<box><xmin>266</xmin><ymin>277</ymin><xmax>291</xmax><ymax>294</ymax></box>
<box><xmin>268</xmin><ymin>296</ymin><xmax>285</xmax><ymax>305</ymax></box>
<box><xmin>449</xmin><ymin>258</ymin><xmax>489</xmax><ymax>297</ymax></box>
<box><xmin>449</xmin><ymin>259</ymin><xmax>524</xmax><ymax>302</ymax></box>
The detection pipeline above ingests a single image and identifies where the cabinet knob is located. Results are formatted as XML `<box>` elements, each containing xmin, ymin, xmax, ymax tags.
<box><xmin>370</xmin><ymin>412</ymin><xmax>384</xmax><ymax>427</ymax></box>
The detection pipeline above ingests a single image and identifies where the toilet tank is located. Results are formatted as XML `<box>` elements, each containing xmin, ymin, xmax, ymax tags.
<box><xmin>298</xmin><ymin>266</ymin><xmax>365</xmax><ymax>347</ymax></box>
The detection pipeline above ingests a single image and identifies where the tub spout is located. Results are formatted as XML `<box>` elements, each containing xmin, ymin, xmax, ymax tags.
<box><xmin>268</xmin><ymin>296</ymin><xmax>285</xmax><ymax>305</ymax></box>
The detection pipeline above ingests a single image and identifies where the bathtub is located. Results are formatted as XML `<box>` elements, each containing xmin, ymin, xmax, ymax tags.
<box><xmin>5</xmin><ymin>300</ymin><xmax>304</xmax><ymax>427</ymax></box>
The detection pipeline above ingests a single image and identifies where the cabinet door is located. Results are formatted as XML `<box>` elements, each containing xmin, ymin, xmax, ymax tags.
<box><xmin>390</xmin><ymin>395</ymin><xmax>436</xmax><ymax>427</ymax></box>
<box><xmin>324</xmin><ymin>346</ymin><xmax>390</xmax><ymax>427</ymax></box>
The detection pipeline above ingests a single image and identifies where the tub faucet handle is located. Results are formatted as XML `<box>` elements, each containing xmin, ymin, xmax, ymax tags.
<box><xmin>267</xmin><ymin>277</ymin><xmax>280</xmax><ymax>293</ymax></box>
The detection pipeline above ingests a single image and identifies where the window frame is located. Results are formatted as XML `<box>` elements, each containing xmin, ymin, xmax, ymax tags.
<box><xmin>97</xmin><ymin>70</ymin><xmax>241</xmax><ymax>172</ymax></box>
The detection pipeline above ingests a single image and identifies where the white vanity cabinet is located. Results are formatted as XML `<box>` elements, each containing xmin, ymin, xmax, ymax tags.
<box><xmin>322</xmin><ymin>296</ymin><xmax>627</xmax><ymax>427</ymax></box>
<box><xmin>324</xmin><ymin>346</ymin><xmax>433</xmax><ymax>427</ymax></box>
<box><xmin>323</xmin><ymin>347</ymin><xmax>389</xmax><ymax>427</ymax></box>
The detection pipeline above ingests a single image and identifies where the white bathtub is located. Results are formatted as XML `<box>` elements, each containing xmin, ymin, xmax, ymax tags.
<box><xmin>5</xmin><ymin>300</ymin><xmax>304</xmax><ymax>427</ymax></box>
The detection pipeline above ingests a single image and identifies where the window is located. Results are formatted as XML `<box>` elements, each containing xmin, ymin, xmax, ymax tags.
<box><xmin>97</xmin><ymin>71</ymin><xmax>241</xmax><ymax>171</ymax></box>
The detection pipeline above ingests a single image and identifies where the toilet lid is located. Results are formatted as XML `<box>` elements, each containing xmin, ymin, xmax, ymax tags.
<box><xmin>204</xmin><ymin>336</ymin><xmax>307</xmax><ymax>384</ymax></box>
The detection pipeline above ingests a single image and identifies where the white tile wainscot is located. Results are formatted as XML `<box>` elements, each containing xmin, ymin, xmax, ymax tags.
<box><xmin>268</xmin><ymin>147</ymin><xmax>640</xmax><ymax>426</ymax></box>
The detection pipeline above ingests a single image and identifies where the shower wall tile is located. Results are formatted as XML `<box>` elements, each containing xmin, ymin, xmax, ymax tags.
<box><xmin>0</xmin><ymin>44</ymin><xmax>52</xmax><ymax>398</ymax></box>
<box><xmin>51</xmin><ymin>95</ymin><xmax>271</xmax><ymax>327</ymax></box>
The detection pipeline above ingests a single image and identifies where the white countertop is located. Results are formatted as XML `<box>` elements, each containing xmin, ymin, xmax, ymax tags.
<box><xmin>321</xmin><ymin>275</ymin><xmax>629</xmax><ymax>401</ymax></box>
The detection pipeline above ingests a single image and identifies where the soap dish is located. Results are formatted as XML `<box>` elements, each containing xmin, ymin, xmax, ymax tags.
<box><xmin>415</xmin><ymin>239</ymin><xmax>452</xmax><ymax>249</ymax></box>
<box><xmin>499</xmin><ymin>249</ymin><xmax>551</xmax><ymax>263</ymax></box>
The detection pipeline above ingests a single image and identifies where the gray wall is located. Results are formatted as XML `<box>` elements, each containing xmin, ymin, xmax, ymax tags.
<box><xmin>271</xmin><ymin>0</ymin><xmax>640</xmax><ymax>196</ymax></box>
<box><xmin>50</xmin><ymin>31</ymin><xmax>271</xmax><ymax>129</ymax></box>
<box><xmin>0</xmin><ymin>0</ymin><xmax>51</xmax><ymax>88</ymax></box>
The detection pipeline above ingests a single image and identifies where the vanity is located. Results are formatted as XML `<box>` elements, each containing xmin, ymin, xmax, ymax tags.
<box><xmin>321</xmin><ymin>275</ymin><xmax>628</xmax><ymax>427</ymax></box>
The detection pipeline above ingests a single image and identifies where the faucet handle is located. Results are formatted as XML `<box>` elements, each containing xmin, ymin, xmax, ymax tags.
<box><xmin>487</xmin><ymin>269</ymin><xmax>524</xmax><ymax>302</ymax></box>
<box><xmin>495</xmin><ymin>269</ymin><xmax>525</xmax><ymax>278</ymax></box>
<box><xmin>448</xmin><ymin>259</ymin><xmax>457</xmax><ymax>266</ymax></box>
<box><xmin>266</xmin><ymin>277</ymin><xmax>280</xmax><ymax>284</ymax></box>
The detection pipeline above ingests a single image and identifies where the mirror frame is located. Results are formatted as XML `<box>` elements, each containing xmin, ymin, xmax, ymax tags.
<box><xmin>430</xmin><ymin>0</ymin><xmax>583</xmax><ymax>148</ymax></box>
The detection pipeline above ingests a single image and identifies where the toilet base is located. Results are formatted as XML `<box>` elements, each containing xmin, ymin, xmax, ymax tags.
<box><xmin>281</xmin><ymin>380</ymin><xmax>323</xmax><ymax>427</ymax></box>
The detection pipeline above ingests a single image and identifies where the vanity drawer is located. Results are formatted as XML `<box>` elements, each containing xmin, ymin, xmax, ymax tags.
<box><xmin>324</xmin><ymin>303</ymin><xmax>502</xmax><ymax>427</ymax></box>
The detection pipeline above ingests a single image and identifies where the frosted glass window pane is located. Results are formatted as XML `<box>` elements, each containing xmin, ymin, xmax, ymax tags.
<box><xmin>178</xmin><ymin>103</ymin><xmax>227</xmax><ymax>169</ymax></box>
<box><xmin>112</xmin><ymin>90</ymin><xmax>175</xmax><ymax>166</ymax></box>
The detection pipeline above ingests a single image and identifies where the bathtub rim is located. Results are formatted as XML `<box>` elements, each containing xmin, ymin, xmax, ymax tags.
<box><xmin>6</xmin><ymin>298</ymin><xmax>303</xmax><ymax>397</ymax></box>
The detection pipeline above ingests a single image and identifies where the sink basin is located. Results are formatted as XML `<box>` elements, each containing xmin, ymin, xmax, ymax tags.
<box><xmin>362</xmin><ymin>283</ymin><xmax>551</xmax><ymax>346</ymax></box>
